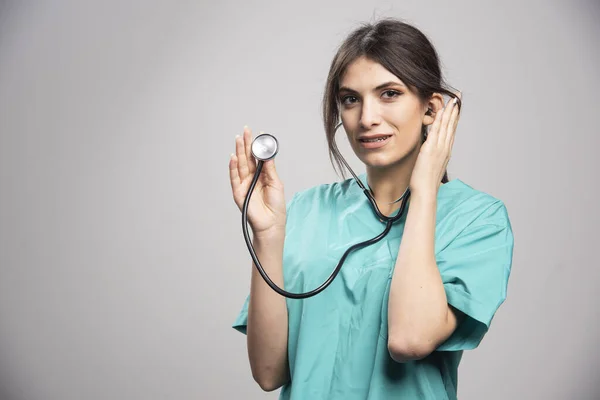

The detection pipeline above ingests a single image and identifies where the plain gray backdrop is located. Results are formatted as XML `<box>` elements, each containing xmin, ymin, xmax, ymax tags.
<box><xmin>1</xmin><ymin>0</ymin><xmax>599</xmax><ymax>399</ymax></box>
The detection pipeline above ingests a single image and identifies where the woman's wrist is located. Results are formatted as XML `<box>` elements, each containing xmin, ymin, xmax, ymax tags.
<box><xmin>253</xmin><ymin>226</ymin><xmax>286</xmax><ymax>244</ymax></box>
<box><xmin>409</xmin><ymin>188</ymin><xmax>438</xmax><ymax>206</ymax></box>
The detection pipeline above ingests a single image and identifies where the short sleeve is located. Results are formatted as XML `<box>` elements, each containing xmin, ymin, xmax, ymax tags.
<box><xmin>232</xmin><ymin>294</ymin><xmax>250</xmax><ymax>334</ymax></box>
<box><xmin>435</xmin><ymin>200</ymin><xmax>514</xmax><ymax>351</ymax></box>
<box><xmin>231</xmin><ymin>192</ymin><xmax>301</xmax><ymax>335</ymax></box>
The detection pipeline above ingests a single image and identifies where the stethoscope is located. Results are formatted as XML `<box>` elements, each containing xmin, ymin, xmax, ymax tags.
<box><xmin>242</xmin><ymin>122</ymin><xmax>411</xmax><ymax>299</ymax></box>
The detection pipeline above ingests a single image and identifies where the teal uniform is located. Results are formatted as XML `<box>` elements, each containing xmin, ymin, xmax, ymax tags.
<box><xmin>233</xmin><ymin>174</ymin><xmax>514</xmax><ymax>399</ymax></box>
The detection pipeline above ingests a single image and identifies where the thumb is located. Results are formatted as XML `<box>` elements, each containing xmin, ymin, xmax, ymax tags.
<box><xmin>261</xmin><ymin>159</ymin><xmax>279</xmax><ymax>183</ymax></box>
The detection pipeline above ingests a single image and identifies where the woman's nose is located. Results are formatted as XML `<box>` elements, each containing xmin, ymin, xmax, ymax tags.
<box><xmin>359</xmin><ymin>99</ymin><xmax>381</xmax><ymax>128</ymax></box>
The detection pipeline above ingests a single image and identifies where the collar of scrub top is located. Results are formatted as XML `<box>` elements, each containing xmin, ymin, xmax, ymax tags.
<box><xmin>332</xmin><ymin>150</ymin><xmax>409</xmax><ymax>221</ymax></box>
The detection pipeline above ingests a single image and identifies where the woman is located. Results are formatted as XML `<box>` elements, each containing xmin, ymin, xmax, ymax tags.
<box><xmin>228</xmin><ymin>18</ymin><xmax>514</xmax><ymax>400</ymax></box>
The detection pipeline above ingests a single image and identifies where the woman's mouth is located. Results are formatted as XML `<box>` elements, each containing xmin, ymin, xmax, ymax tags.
<box><xmin>358</xmin><ymin>135</ymin><xmax>392</xmax><ymax>149</ymax></box>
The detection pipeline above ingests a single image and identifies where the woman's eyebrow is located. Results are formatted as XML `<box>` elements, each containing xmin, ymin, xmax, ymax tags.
<box><xmin>339</xmin><ymin>81</ymin><xmax>406</xmax><ymax>93</ymax></box>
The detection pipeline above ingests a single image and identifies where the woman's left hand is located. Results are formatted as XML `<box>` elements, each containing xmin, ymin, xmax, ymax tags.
<box><xmin>409</xmin><ymin>92</ymin><xmax>462</xmax><ymax>197</ymax></box>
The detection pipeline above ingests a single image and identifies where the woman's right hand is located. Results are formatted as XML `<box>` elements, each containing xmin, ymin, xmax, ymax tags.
<box><xmin>229</xmin><ymin>126</ymin><xmax>287</xmax><ymax>237</ymax></box>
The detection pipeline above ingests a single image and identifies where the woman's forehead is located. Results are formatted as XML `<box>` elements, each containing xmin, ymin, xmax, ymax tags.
<box><xmin>339</xmin><ymin>57</ymin><xmax>405</xmax><ymax>91</ymax></box>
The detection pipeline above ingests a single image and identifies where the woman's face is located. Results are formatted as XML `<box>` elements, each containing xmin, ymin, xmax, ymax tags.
<box><xmin>338</xmin><ymin>56</ymin><xmax>436</xmax><ymax>170</ymax></box>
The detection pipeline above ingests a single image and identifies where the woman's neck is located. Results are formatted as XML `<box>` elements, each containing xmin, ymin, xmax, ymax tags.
<box><xmin>363</xmin><ymin>160</ymin><xmax>413</xmax><ymax>217</ymax></box>
<box><xmin>365</xmin><ymin>159</ymin><xmax>445</xmax><ymax>216</ymax></box>
<box><xmin>366</xmin><ymin>163</ymin><xmax>412</xmax><ymax>204</ymax></box>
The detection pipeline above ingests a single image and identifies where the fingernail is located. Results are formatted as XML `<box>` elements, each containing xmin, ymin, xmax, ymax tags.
<box><xmin>244</xmin><ymin>125</ymin><xmax>248</xmax><ymax>130</ymax></box>
<box><xmin>452</xmin><ymin>97</ymin><xmax>458</xmax><ymax>104</ymax></box>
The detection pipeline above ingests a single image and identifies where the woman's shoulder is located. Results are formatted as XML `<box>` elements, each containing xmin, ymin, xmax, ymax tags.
<box><xmin>289</xmin><ymin>176</ymin><xmax>359</xmax><ymax>204</ymax></box>
<box><xmin>439</xmin><ymin>178</ymin><xmax>511</xmax><ymax>229</ymax></box>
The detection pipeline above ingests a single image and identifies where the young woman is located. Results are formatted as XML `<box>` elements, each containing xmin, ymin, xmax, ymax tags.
<box><xmin>228</xmin><ymin>18</ymin><xmax>514</xmax><ymax>400</ymax></box>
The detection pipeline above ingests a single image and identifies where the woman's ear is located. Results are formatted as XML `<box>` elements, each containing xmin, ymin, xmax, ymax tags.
<box><xmin>423</xmin><ymin>93</ymin><xmax>445</xmax><ymax>126</ymax></box>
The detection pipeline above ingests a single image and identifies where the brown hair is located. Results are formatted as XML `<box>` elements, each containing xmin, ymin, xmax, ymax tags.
<box><xmin>322</xmin><ymin>17</ymin><xmax>462</xmax><ymax>181</ymax></box>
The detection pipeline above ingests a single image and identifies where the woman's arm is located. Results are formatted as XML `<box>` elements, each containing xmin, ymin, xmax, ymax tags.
<box><xmin>387</xmin><ymin>191</ymin><xmax>462</xmax><ymax>362</ymax></box>
<box><xmin>246</xmin><ymin>230</ymin><xmax>290</xmax><ymax>391</ymax></box>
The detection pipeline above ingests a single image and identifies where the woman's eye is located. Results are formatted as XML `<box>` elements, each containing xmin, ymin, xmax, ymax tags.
<box><xmin>341</xmin><ymin>96</ymin><xmax>357</xmax><ymax>105</ymax></box>
<box><xmin>340</xmin><ymin>91</ymin><xmax>399</xmax><ymax>105</ymax></box>
<box><xmin>382</xmin><ymin>90</ymin><xmax>400</xmax><ymax>99</ymax></box>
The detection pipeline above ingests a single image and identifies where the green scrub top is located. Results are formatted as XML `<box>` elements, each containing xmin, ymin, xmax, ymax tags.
<box><xmin>232</xmin><ymin>174</ymin><xmax>514</xmax><ymax>399</ymax></box>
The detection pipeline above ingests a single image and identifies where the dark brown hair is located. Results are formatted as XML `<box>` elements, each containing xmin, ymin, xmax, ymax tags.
<box><xmin>322</xmin><ymin>17</ymin><xmax>462</xmax><ymax>182</ymax></box>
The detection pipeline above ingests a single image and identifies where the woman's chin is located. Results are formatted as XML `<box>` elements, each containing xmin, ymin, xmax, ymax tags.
<box><xmin>359</xmin><ymin>152</ymin><xmax>412</xmax><ymax>170</ymax></box>
<box><xmin>356</xmin><ymin>144</ymin><xmax>419</xmax><ymax>169</ymax></box>
<box><xmin>360</xmin><ymin>154</ymin><xmax>396</xmax><ymax>168</ymax></box>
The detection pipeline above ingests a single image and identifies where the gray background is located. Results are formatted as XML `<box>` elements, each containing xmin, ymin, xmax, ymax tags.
<box><xmin>0</xmin><ymin>0</ymin><xmax>599</xmax><ymax>399</ymax></box>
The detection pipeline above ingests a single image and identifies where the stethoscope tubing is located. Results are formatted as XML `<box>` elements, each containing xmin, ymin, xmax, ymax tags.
<box><xmin>242</xmin><ymin>159</ymin><xmax>411</xmax><ymax>299</ymax></box>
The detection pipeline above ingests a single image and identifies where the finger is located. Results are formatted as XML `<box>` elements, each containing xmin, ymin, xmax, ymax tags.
<box><xmin>455</xmin><ymin>91</ymin><xmax>463</xmax><ymax>115</ymax></box>
<box><xmin>445</xmin><ymin>98</ymin><xmax>461</xmax><ymax>148</ymax></box>
<box><xmin>446</xmin><ymin>91</ymin><xmax>462</xmax><ymax>151</ymax></box>
<box><xmin>427</xmin><ymin>105</ymin><xmax>444</xmax><ymax>143</ymax></box>
<box><xmin>236</xmin><ymin>135</ymin><xmax>250</xmax><ymax>180</ymax></box>
<box><xmin>243</xmin><ymin>126</ymin><xmax>256</xmax><ymax>173</ymax></box>
<box><xmin>437</xmin><ymin>97</ymin><xmax>455</xmax><ymax>146</ymax></box>
<box><xmin>229</xmin><ymin>153</ymin><xmax>240</xmax><ymax>191</ymax></box>
<box><xmin>261</xmin><ymin>158</ymin><xmax>278</xmax><ymax>184</ymax></box>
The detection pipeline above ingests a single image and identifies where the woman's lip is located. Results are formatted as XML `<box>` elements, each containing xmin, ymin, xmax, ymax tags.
<box><xmin>358</xmin><ymin>134</ymin><xmax>392</xmax><ymax>140</ymax></box>
<box><xmin>358</xmin><ymin>135</ymin><xmax>392</xmax><ymax>149</ymax></box>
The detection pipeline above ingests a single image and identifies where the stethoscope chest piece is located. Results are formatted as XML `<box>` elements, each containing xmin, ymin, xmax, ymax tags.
<box><xmin>251</xmin><ymin>133</ymin><xmax>279</xmax><ymax>161</ymax></box>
